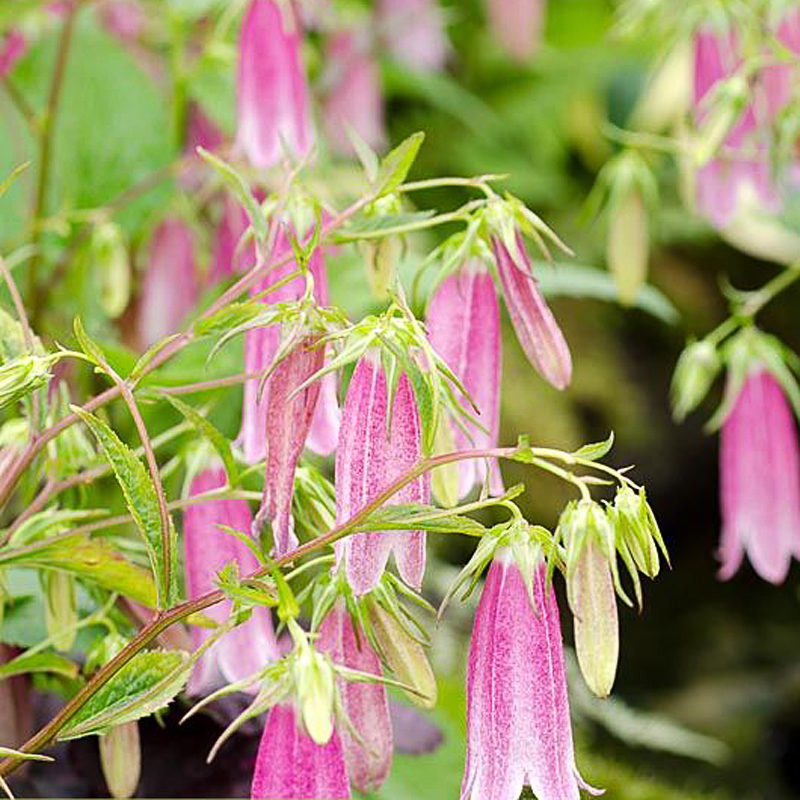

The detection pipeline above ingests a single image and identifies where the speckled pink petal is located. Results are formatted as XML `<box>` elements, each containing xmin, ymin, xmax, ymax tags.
<box><xmin>251</xmin><ymin>703</ymin><xmax>351</xmax><ymax>799</ymax></box>
<box><xmin>492</xmin><ymin>234</ymin><xmax>571</xmax><ymax>390</ymax></box>
<box><xmin>318</xmin><ymin>603</ymin><xmax>392</xmax><ymax>793</ymax></box>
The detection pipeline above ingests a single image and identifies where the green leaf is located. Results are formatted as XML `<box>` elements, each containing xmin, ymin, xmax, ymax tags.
<box><xmin>58</xmin><ymin>649</ymin><xmax>190</xmax><ymax>739</ymax></box>
<box><xmin>0</xmin><ymin>161</ymin><xmax>29</xmax><ymax>200</ymax></box>
<box><xmin>130</xmin><ymin>334</ymin><xmax>183</xmax><ymax>382</ymax></box>
<box><xmin>573</xmin><ymin>431</ymin><xmax>615</xmax><ymax>462</ymax></box>
<box><xmin>0</xmin><ymin>649</ymin><xmax>78</xmax><ymax>680</ymax></box>
<box><xmin>375</xmin><ymin>132</ymin><xmax>425</xmax><ymax>197</ymax></box>
<box><xmin>0</xmin><ymin>533</ymin><xmax>157</xmax><ymax>607</ymax></box>
<box><xmin>360</xmin><ymin>504</ymin><xmax>487</xmax><ymax>537</ymax></box>
<box><xmin>160</xmin><ymin>393</ymin><xmax>238</xmax><ymax>486</ymax></box>
<box><xmin>7</xmin><ymin>507</ymin><xmax>107</xmax><ymax>548</ymax></box>
<box><xmin>73</xmin><ymin>317</ymin><xmax>106</xmax><ymax>368</ymax></box>
<box><xmin>194</xmin><ymin>301</ymin><xmax>265</xmax><ymax>339</ymax></box>
<box><xmin>335</xmin><ymin>211</ymin><xmax>436</xmax><ymax>241</ymax></box>
<box><xmin>70</xmin><ymin>407</ymin><xmax>174</xmax><ymax>607</ymax></box>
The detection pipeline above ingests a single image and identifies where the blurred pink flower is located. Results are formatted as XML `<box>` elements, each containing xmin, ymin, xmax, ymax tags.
<box><xmin>212</xmin><ymin>195</ymin><xmax>255</xmax><ymax>282</ymax></box>
<box><xmin>485</xmin><ymin>0</ymin><xmax>546</xmax><ymax>62</ymax></box>
<box><xmin>426</xmin><ymin>262</ymin><xmax>503</xmax><ymax>497</ymax></box>
<box><xmin>318</xmin><ymin>603</ymin><xmax>392</xmax><ymax>793</ymax></box>
<box><xmin>137</xmin><ymin>217</ymin><xmax>198</xmax><ymax>349</ymax></box>
<box><xmin>236</xmin><ymin>0</ymin><xmax>313</xmax><ymax>167</ymax></box>
<box><xmin>334</xmin><ymin>353</ymin><xmax>428</xmax><ymax>595</ymax></box>
<box><xmin>183</xmin><ymin>466</ymin><xmax>279</xmax><ymax>695</ymax></box>
<box><xmin>491</xmin><ymin>233</ymin><xmax>572</xmax><ymax>390</ymax></box>
<box><xmin>378</xmin><ymin>0</ymin><xmax>449</xmax><ymax>71</ymax></box>
<box><xmin>251</xmin><ymin>703</ymin><xmax>350</xmax><ymax>799</ymax></box>
<box><xmin>462</xmin><ymin>551</ymin><xmax>598</xmax><ymax>800</ymax></box>
<box><xmin>0</xmin><ymin>31</ymin><xmax>26</xmax><ymax>77</ymax></box>
<box><xmin>322</xmin><ymin>29</ymin><xmax>386</xmax><ymax>156</ymax></box>
<box><xmin>719</xmin><ymin>370</ymin><xmax>800</xmax><ymax>584</ymax></box>
<box><xmin>97</xmin><ymin>0</ymin><xmax>145</xmax><ymax>42</ymax></box>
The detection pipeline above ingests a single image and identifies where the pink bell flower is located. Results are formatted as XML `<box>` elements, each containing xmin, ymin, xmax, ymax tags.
<box><xmin>491</xmin><ymin>233</ymin><xmax>572</xmax><ymax>390</ymax></box>
<box><xmin>317</xmin><ymin>602</ymin><xmax>392</xmax><ymax>793</ymax></box>
<box><xmin>236</xmin><ymin>0</ymin><xmax>313</xmax><ymax>168</ymax></box>
<box><xmin>719</xmin><ymin>369</ymin><xmax>800</xmax><ymax>584</ymax></box>
<box><xmin>426</xmin><ymin>262</ymin><xmax>503</xmax><ymax>498</ymax></box>
<box><xmin>322</xmin><ymin>29</ymin><xmax>386</xmax><ymax>156</ymax></box>
<box><xmin>377</xmin><ymin>0</ymin><xmax>449</xmax><ymax>71</ymax></box>
<box><xmin>183</xmin><ymin>467</ymin><xmax>279</xmax><ymax>695</ymax></box>
<box><xmin>462</xmin><ymin>550</ymin><xmax>598</xmax><ymax>800</ymax></box>
<box><xmin>211</xmin><ymin>195</ymin><xmax>255</xmax><ymax>282</ymax></box>
<box><xmin>137</xmin><ymin>217</ymin><xmax>198</xmax><ymax>349</ymax></box>
<box><xmin>251</xmin><ymin>703</ymin><xmax>350</xmax><ymax>799</ymax></box>
<box><xmin>0</xmin><ymin>30</ymin><xmax>26</xmax><ymax>77</ymax></box>
<box><xmin>485</xmin><ymin>0</ymin><xmax>546</xmax><ymax>62</ymax></box>
<box><xmin>239</xmin><ymin>225</ymin><xmax>340</xmax><ymax>463</ymax></box>
<box><xmin>334</xmin><ymin>353</ymin><xmax>429</xmax><ymax>595</ymax></box>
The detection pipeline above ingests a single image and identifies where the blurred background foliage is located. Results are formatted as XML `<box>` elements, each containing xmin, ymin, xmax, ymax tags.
<box><xmin>1</xmin><ymin>0</ymin><xmax>799</xmax><ymax>798</ymax></box>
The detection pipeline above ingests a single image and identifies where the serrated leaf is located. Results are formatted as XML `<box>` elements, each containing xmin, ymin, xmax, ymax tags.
<box><xmin>0</xmin><ymin>533</ymin><xmax>157</xmax><ymax>607</ymax></box>
<box><xmin>0</xmin><ymin>650</ymin><xmax>78</xmax><ymax>680</ymax></box>
<box><xmin>7</xmin><ymin>507</ymin><xmax>107</xmax><ymax>548</ymax></box>
<box><xmin>160</xmin><ymin>394</ymin><xmax>238</xmax><ymax>486</ymax></box>
<box><xmin>347</xmin><ymin>124</ymin><xmax>379</xmax><ymax>183</ymax></box>
<box><xmin>58</xmin><ymin>649</ymin><xmax>190</xmax><ymax>739</ymax></box>
<box><xmin>71</xmin><ymin>407</ymin><xmax>174</xmax><ymax>607</ymax></box>
<box><xmin>73</xmin><ymin>317</ymin><xmax>106</xmax><ymax>368</ymax></box>
<box><xmin>194</xmin><ymin>301</ymin><xmax>265</xmax><ymax>339</ymax></box>
<box><xmin>375</xmin><ymin>132</ymin><xmax>425</xmax><ymax>197</ymax></box>
<box><xmin>573</xmin><ymin>431</ymin><xmax>615</xmax><ymax>462</ymax></box>
<box><xmin>130</xmin><ymin>334</ymin><xmax>183</xmax><ymax>382</ymax></box>
<box><xmin>360</xmin><ymin>503</ymin><xmax>486</xmax><ymax>537</ymax></box>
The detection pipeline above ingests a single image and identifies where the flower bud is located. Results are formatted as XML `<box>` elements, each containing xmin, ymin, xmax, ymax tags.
<box><xmin>567</xmin><ymin>537</ymin><xmax>619</xmax><ymax>698</ymax></box>
<box><xmin>91</xmin><ymin>221</ymin><xmax>130</xmax><ymax>319</ymax></box>
<box><xmin>365</xmin><ymin>598</ymin><xmax>437</xmax><ymax>709</ymax></box>
<box><xmin>44</xmin><ymin>571</ymin><xmax>77</xmax><ymax>652</ymax></box>
<box><xmin>613</xmin><ymin>485</ymin><xmax>660</xmax><ymax>578</ymax></box>
<box><xmin>671</xmin><ymin>339</ymin><xmax>720</xmax><ymax>421</ymax></box>
<box><xmin>0</xmin><ymin>355</ymin><xmax>51</xmax><ymax>411</ymax></box>
<box><xmin>99</xmin><ymin>721</ymin><xmax>141</xmax><ymax>799</ymax></box>
<box><xmin>606</xmin><ymin>186</ymin><xmax>649</xmax><ymax>306</ymax></box>
<box><xmin>360</xmin><ymin>237</ymin><xmax>399</xmax><ymax>301</ymax></box>
<box><xmin>430</xmin><ymin>416</ymin><xmax>460</xmax><ymax>508</ymax></box>
<box><xmin>293</xmin><ymin>645</ymin><xmax>335</xmax><ymax>745</ymax></box>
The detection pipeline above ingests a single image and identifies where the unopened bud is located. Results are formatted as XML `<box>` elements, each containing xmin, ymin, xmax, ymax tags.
<box><xmin>361</xmin><ymin>237</ymin><xmax>399</xmax><ymax>300</ymax></box>
<box><xmin>695</xmin><ymin>73</ymin><xmax>748</xmax><ymax>165</ymax></box>
<box><xmin>430</xmin><ymin>418</ymin><xmax>459</xmax><ymax>508</ymax></box>
<box><xmin>99</xmin><ymin>722</ymin><xmax>141</xmax><ymax>799</ymax></box>
<box><xmin>567</xmin><ymin>538</ymin><xmax>619</xmax><ymax>698</ymax></box>
<box><xmin>44</xmin><ymin>571</ymin><xmax>77</xmax><ymax>652</ymax></box>
<box><xmin>293</xmin><ymin>645</ymin><xmax>335</xmax><ymax>745</ymax></box>
<box><xmin>606</xmin><ymin>187</ymin><xmax>649</xmax><ymax>306</ymax></box>
<box><xmin>671</xmin><ymin>339</ymin><xmax>720</xmax><ymax>421</ymax></box>
<box><xmin>613</xmin><ymin>485</ymin><xmax>660</xmax><ymax>578</ymax></box>
<box><xmin>0</xmin><ymin>355</ymin><xmax>51</xmax><ymax>411</ymax></box>
<box><xmin>365</xmin><ymin>598</ymin><xmax>436</xmax><ymax>709</ymax></box>
<box><xmin>91</xmin><ymin>222</ymin><xmax>131</xmax><ymax>319</ymax></box>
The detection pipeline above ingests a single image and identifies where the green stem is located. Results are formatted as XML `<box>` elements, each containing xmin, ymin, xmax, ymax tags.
<box><xmin>740</xmin><ymin>262</ymin><xmax>800</xmax><ymax>318</ymax></box>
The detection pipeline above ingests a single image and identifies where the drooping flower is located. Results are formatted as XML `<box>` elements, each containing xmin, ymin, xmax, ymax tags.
<box><xmin>462</xmin><ymin>550</ymin><xmax>598</xmax><ymax>800</ymax></box>
<box><xmin>317</xmin><ymin>602</ymin><xmax>393</xmax><ymax>793</ymax></box>
<box><xmin>236</xmin><ymin>0</ymin><xmax>313</xmax><ymax>168</ymax></box>
<box><xmin>251</xmin><ymin>703</ymin><xmax>350</xmax><ymax>800</ymax></box>
<box><xmin>183</xmin><ymin>466</ymin><xmax>279</xmax><ymax>695</ymax></box>
<box><xmin>762</xmin><ymin>9</ymin><xmax>800</xmax><ymax>119</ymax></box>
<box><xmin>212</xmin><ymin>195</ymin><xmax>255</xmax><ymax>282</ymax></box>
<box><xmin>491</xmin><ymin>232</ymin><xmax>572</xmax><ymax>390</ymax></box>
<box><xmin>426</xmin><ymin>262</ymin><xmax>503</xmax><ymax>499</ymax></box>
<box><xmin>485</xmin><ymin>0</ymin><xmax>546</xmax><ymax>62</ymax></box>
<box><xmin>334</xmin><ymin>353</ymin><xmax>429</xmax><ymax>595</ymax></box>
<box><xmin>253</xmin><ymin>335</ymin><xmax>325</xmax><ymax>556</ymax></box>
<box><xmin>322</xmin><ymin>29</ymin><xmax>386</xmax><ymax>156</ymax></box>
<box><xmin>137</xmin><ymin>217</ymin><xmax>198</xmax><ymax>349</ymax></box>
<box><xmin>238</xmin><ymin>225</ymin><xmax>340</xmax><ymax>463</ymax></box>
<box><xmin>719</xmin><ymin>369</ymin><xmax>800</xmax><ymax>584</ymax></box>
<box><xmin>377</xmin><ymin>0</ymin><xmax>449</xmax><ymax>71</ymax></box>
<box><xmin>0</xmin><ymin>644</ymin><xmax>32</xmax><ymax>750</ymax></box>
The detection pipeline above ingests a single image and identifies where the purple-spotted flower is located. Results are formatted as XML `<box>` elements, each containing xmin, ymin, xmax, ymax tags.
<box><xmin>318</xmin><ymin>602</ymin><xmax>392</xmax><ymax>793</ymax></box>
<box><xmin>334</xmin><ymin>353</ymin><xmax>429</xmax><ymax>595</ymax></box>
<box><xmin>251</xmin><ymin>703</ymin><xmax>350</xmax><ymax>800</ymax></box>
<box><xmin>491</xmin><ymin>232</ymin><xmax>572</xmax><ymax>390</ymax></box>
<box><xmin>322</xmin><ymin>29</ymin><xmax>386</xmax><ymax>156</ymax></box>
<box><xmin>137</xmin><ymin>217</ymin><xmax>198</xmax><ymax>349</ymax></box>
<box><xmin>377</xmin><ymin>0</ymin><xmax>449</xmax><ymax>71</ymax></box>
<box><xmin>239</xmin><ymin>225</ymin><xmax>340</xmax><ymax>463</ymax></box>
<box><xmin>426</xmin><ymin>262</ymin><xmax>503</xmax><ymax>498</ymax></box>
<box><xmin>236</xmin><ymin>0</ymin><xmax>313</xmax><ymax>168</ymax></box>
<box><xmin>462</xmin><ymin>550</ymin><xmax>598</xmax><ymax>800</ymax></box>
<box><xmin>183</xmin><ymin>466</ymin><xmax>279</xmax><ymax>695</ymax></box>
<box><xmin>485</xmin><ymin>0</ymin><xmax>546</xmax><ymax>62</ymax></box>
<box><xmin>719</xmin><ymin>369</ymin><xmax>800</xmax><ymax>584</ymax></box>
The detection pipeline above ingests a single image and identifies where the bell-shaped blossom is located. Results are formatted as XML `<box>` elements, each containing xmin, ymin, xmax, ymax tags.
<box><xmin>251</xmin><ymin>702</ymin><xmax>350</xmax><ymax>799</ymax></box>
<box><xmin>212</xmin><ymin>195</ymin><xmax>255</xmax><ymax>282</ymax></box>
<box><xmin>186</xmin><ymin>102</ymin><xmax>225</xmax><ymax>154</ymax></box>
<box><xmin>183</xmin><ymin>466</ymin><xmax>279</xmax><ymax>695</ymax></box>
<box><xmin>318</xmin><ymin>602</ymin><xmax>392</xmax><ymax>793</ymax></box>
<box><xmin>378</xmin><ymin>0</ymin><xmax>449</xmax><ymax>71</ymax></box>
<box><xmin>322</xmin><ymin>29</ymin><xmax>386</xmax><ymax>156</ymax></box>
<box><xmin>239</xmin><ymin>226</ymin><xmax>340</xmax><ymax>462</ymax></box>
<box><xmin>485</xmin><ymin>0</ymin><xmax>546</xmax><ymax>62</ymax></box>
<box><xmin>0</xmin><ymin>30</ymin><xmax>26</xmax><ymax>77</ymax></box>
<box><xmin>462</xmin><ymin>550</ymin><xmax>597</xmax><ymax>800</ymax></box>
<box><xmin>491</xmin><ymin>233</ymin><xmax>572</xmax><ymax>390</ymax></box>
<box><xmin>427</xmin><ymin>262</ymin><xmax>503</xmax><ymax>498</ymax></box>
<box><xmin>254</xmin><ymin>335</ymin><xmax>325</xmax><ymax>556</ymax></box>
<box><xmin>719</xmin><ymin>369</ymin><xmax>800</xmax><ymax>584</ymax></box>
<box><xmin>334</xmin><ymin>353</ymin><xmax>429</xmax><ymax>594</ymax></box>
<box><xmin>137</xmin><ymin>217</ymin><xmax>198</xmax><ymax>349</ymax></box>
<box><xmin>236</xmin><ymin>0</ymin><xmax>313</xmax><ymax>168</ymax></box>
<box><xmin>762</xmin><ymin>9</ymin><xmax>800</xmax><ymax>119</ymax></box>
<box><xmin>0</xmin><ymin>644</ymin><xmax>32</xmax><ymax>749</ymax></box>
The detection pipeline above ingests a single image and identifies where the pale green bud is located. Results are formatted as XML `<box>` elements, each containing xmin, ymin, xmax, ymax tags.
<box><xmin>613</xmin><ymin>485</ymin><xmax>660</xmax><ymax>578</ymax></box>
<box><xmin>361</xmin><ymin>237</ymin><xmax>399</xmax><ymax>301</ymax></box>
<box><xmin>695</xmin><ymin>73</ymin><xmax>748</xmax><ymax>166</ymax></box>
<box><xmin>430</xmin><ymin>418</ymin><xmax>460</xmax><ymax>509</ymax></box>
<box><xmin>0</xmin><ymin>355</ymin><xmax>51</xmax><ymax>411</ymax></box>
<box><xmin>92</xmin><ymin>222</ymin><xmax>130</xmax><ymax>319</ymax></box>
<box><xmin>44</xmin><ymin>571</ymin><xmax>77</xmax><ymax>652</ymax></box>
<box><xmin>293</xmin><ymin>645</ymin><xmax>335</xmax><ymax>745</ymax></box>
<box><xmin>99</xmin><ymin>722</ymin><xmax>141</xmax><ymax>799</ymax></box>
<box><xmin>606</xmin><ymin>187</ymin><xmax>649</xmax><ymax>306</ymax></box>
<box><xmin>671</xmin><ymin>339</ymin><xmax>720</xmax><ymax>422</ymax></box>
<box><xmin>365</xmin><ymin>598</ymin><xmax>437</xmax><ymax>709</ymax></box>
